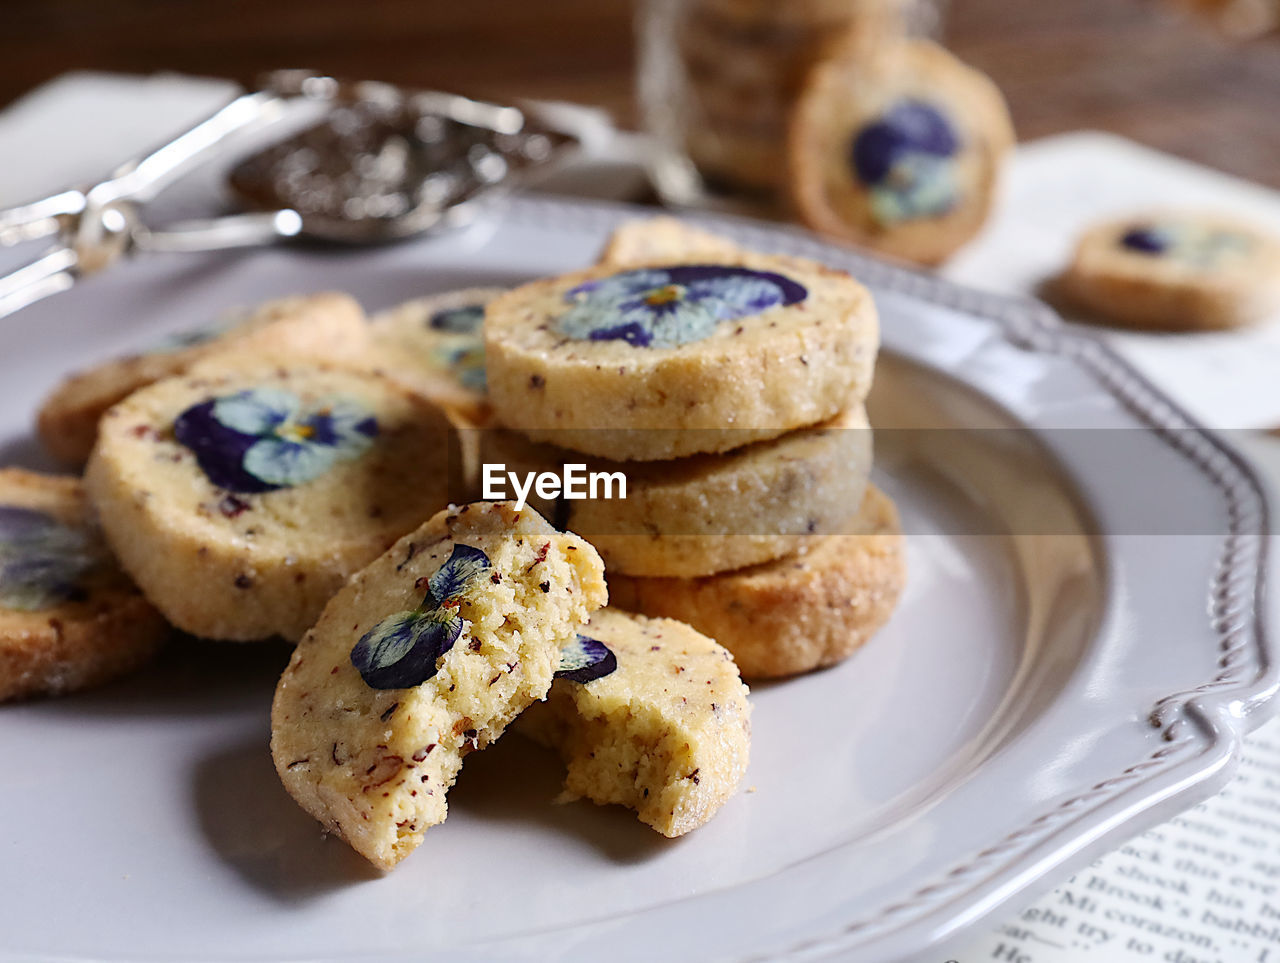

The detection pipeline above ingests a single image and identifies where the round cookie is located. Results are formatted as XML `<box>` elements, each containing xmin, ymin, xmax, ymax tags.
<box><xmin>484</xmin><ymin>251</ymin><xmax>879</xmax><ymax>461</ymax></box>
<box><xmin>1058</xmin><ymin>213</ymin><xmax>1280</xmax><ymax>331</ymax></box>
<box><xmin>789</xmin><ymin>40</ymin><xmax>1014</xmax><ymax>266</ymax></box>
<box><xmin>366</xmin><ymin>287</ymin><xmax>508</xmax><ymax>425</ymax></box>
<box><xmin>608</xmin><ymin>484</ymin><xmax>904</xmax><ymax>678</ymax></box>
<box><xmin>518</xmin><ymin>608</ymin><xmax>751</xmax><ymax>837</ymax></box>
<box><xmin>85</xmin><ymin>363</ymin><xmax>460</xmax><ymax>642</ymax></box>
<box><xmin>597</xmin><ymin>217</ymin><xmax>748</xmax><ymax>269</ymax></box>
<box><xmin>479</xmin><ymin>402</ymin><xmax>872</xmax><ymax>577</ymax></box>
<box><xmin>0</xmin><ymin>469</ymin><xmax>168</xmax><ymax>701</ymax></box>
<box><xmin>271</xmin><ymin>501</ymin><xmax>607</xmax><ymax>870</ymax></box>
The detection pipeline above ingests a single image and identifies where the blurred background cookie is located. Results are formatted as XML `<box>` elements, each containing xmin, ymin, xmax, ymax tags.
<box><xmin>0</xmin><ymin>469</ymin><xmax>168</xmax><ymax>701</ymax></box>
<box><xmin>1056</xmin><ymin>212</ymin><xmax>1280</xmax><ymax>330</ymax></box>
<box><xmin>36</xmin><ymin>292</ymin><xmax>368</xmax><ymax>468</ymax></box>
<box><xmin>789</xmin><ymin>40</ymin><xmax>1013</xmax><ymax>265</ymax></box>
<box><xmin>85</xmin><ymin>364</ymin><xmax>458</xmax><ymax>642</ymax></box>
<box><xmin>366</xmin><ymin>287</ymin><xmax>507</xmax><ymax>426</ymax></box>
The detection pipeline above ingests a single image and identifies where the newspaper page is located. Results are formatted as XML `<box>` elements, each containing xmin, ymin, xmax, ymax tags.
<box><xmin>950</xmin><ymin>718</ymin><xmax>1280</xmax><ymax>963</ymax></box>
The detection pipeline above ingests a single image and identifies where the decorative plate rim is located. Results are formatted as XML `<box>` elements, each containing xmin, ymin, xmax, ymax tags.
<box><xmin>498</xmin><ymin>195</ymin><xmax>1276</xmax><ymax>960</ymax></box>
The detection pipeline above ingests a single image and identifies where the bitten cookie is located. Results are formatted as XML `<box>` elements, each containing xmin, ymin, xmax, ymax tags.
<box><xmin>608</xmin><ymin>484</ymin><xmax>904</xmax><ymax>678</ymax></box>
<box><xmin>1057</xmin><ymin>213</ymin><xmax>1280</xmax><ymax>331</ymax></box>
<box><xmin>366</xmin><ymin>287</ymin><xmax>507</xmax><ymax>424</ymax></box>
<box><xmin>480</xmin><ymin>402</ymin><xmax>872</xmax><ymax>577</ymax></box>
<box><xmin>37</xmin><ymin>292</ymin><xmax>369</xmax><ymax>467</ymax></box>
<box><xmin>271</xmin><ymin>502</ymin><xmax>607</xmax><ymax>870</ymax></box>
<box><xmin>85</xmin><ymin>364</ymin><xmax>458</xmax><ymax>642</ymax></box>
<box><xmin>789</xmin><ymin>40</ymin><xmax>1013</xmax><ymax>265</ymax></box>
<box><xmin>0</xmin><ymin>469</ymin><xmax>168</xmax><ymax>701</ymax></box>
<box><xmin>519</xmin><ymin>608</ymin><xmax>751</xmax><ymax>837</ymax></box>
<box><xmin>485</xmin><ymin>251</ymin><xmax>879</xmax><ymax>461</ymax></box>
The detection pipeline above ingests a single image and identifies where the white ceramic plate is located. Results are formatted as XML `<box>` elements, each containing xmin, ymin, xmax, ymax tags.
<box><xmin>0</xmin><ymin>196</ymin><xmax>1274</xmax><ymax>963</ymax></box>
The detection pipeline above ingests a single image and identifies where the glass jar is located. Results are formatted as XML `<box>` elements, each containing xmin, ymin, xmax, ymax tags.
<box><xmin>638</xmin><ymin>0</ymin><xmax>945</xmax><ymax>210</ymax></box>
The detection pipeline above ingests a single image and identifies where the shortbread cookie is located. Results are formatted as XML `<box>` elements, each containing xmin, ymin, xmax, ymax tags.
<box><xmin>85</xmin><ymin>364</ymin><xmax>458</xmax><ymax>641</ymax></box>
<box><xmin>271</xmin><ymin>501</ymin><xmax>607</xmax><ymax>870</ymax></box>
<box><xmin>519</xmin><ymin>608</ymin><xmax>750</xmax><ymax>837</ymax></box>
<box><xmin>366</xmin><ymin>287</ymin><xmax>507</xmax><ymax>424</ymax></box>
<box><xmin>1058</xmin><ymin>213</ymin><xmax>1280</xmax><ymax>331</ymax></box>
<box><xmin>609</xmin><ymin>484</ymin><xmax>904</xmax><ymax>678</ymax></box>
<box><xmin>597</xmin><ymin>218</ymin><xmax>746</xmax><ymax>268</ymax></box>
<box><xmin>789</xmin><ymin>40</ymin><xmax>1013</xmax><ymax>265</ymax></box>
<box><xmin>37</xmin><ymin>292</ymin><xmax>368</xmax><ymax>467</ymax></box>
<box><xmin>480</xmin><ymin>403</ymin><xmax>872</xmax><ymax>576</ymax></box>
<box><xmin>485</xmin><ymin>252</ymin><xmax>879</xmax><ymax>461</ymax></box>
<box><xmin>0</xmin><ymin>469</ymin><xmax>167</xmax><ymax>701</ymax></box>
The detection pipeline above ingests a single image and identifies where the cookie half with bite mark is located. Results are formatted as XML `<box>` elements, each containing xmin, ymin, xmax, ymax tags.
<box><xmin>608</xmin><ymin>484</ymin><xmax>904</xmax><ymax>678</ymax></box>
<box><xmin>480</xmin><ymin>401</ymin><xmax>872</xmax><ymax>577</ymax></box>
<box><xmin>484</xmin><ymin>251</ymin><xmax>878</xmax><ymax>461</ymax></box>
<box><xmin>85</xmin><ymin>364</ymin><xmax>460</xmax><ymax>642</ymax></box>
<box><xmin>0</xmin><ymin>469</ymin><xmax>168</xmax><ymax>701</ymax></box>
<box><xmin>36</xmin><ymin>292</ymin><xmax>369</xmax><ymax>468</ymax></box>
<box><xmin>789</xmin><ymin>40</ymin><xmax>1013</xmax><ymax>266</ymax></box>
<box><xmin>518</xmin><ymin>608</ymin><xmax>751</xmax><ymax>837</ymax></box>
<box><xmin>1057</xmin><ymin>212</ymin><xmax>1280</xmax><ymax>331</ymax></box>
<box><xmin>270</xmin><ymin>501</ymin><xmax>607</xmax><ymax>870</ymax></box>
<box><xmin>366</xmin><ymin>287</ymin><xmax>507</xmax><ymax>426</ymax></box>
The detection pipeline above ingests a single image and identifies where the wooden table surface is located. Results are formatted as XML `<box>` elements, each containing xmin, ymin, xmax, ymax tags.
<box><xmin>4</xmin><ymin>0</ymin><xmax>1279</xmax><ymax>188</ymax></box>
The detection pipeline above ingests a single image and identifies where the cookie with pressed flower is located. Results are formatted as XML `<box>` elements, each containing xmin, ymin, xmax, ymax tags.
<box><xmin>789</xmin><ymin>40</ymin><xmax>1014</xmax><ymax>266</ymax></box>
<box><xmin>608</xmin><ymin>484</ymin><xmax>904</xmax><ymax>678</ymax></box>
<box><xmin>36</xmin><ymin>292</ymin><xmax>369</xmax><ymax>467</ymax></box>
<box><xmin>366</xmin><ymin>287</ymin><xmax>507</xmax><ymax>425</ymax></box>
<box><xmin>480</xmin><ymin>402</ymin><xmax>872</xmax><ymax>576</ymax></box>
<box><xmin>271</xmin><ymin>501</ymin><xmax>607</xmax><ymax>870</ymax></box>
<box><xmin>85</xmin><ymin>364</ymin><xmax>459</xmax><ymax>642</ymax></box>
<box><xmin>1057</xmin><ymin>213</ymin><xmax>1280</xmax><ymax>331</ymax></box>
<box><xmin>518</xmin><ymin>608</ymin><xmax>750</xmax><ymax>837</ymax></box>
<box><xmin>0</xmin><ymin>469</ymin><xmax>168</xmax><ymax>701</ymax></box>
<box><xmin>484</xmin><ymin>252</ymin><xmax>878</xmax><ymax>462</ymax></box>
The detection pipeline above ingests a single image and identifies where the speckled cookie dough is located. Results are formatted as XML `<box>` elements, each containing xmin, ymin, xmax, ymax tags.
<box><xmin>518</xmin><ymin>608</ymin><xmax>751</xmax><ymax>837</ymax></box>
<box><xmin>480</xmin><ymin>402</ymin><xmax>872</xmax><ymax>577</ymax></box>
<box><xmin>0</xmin><ymin>469</ymin><xmax>168</xmax><ymax>701</ymax></box>
<box><xmin>597</xmin><ymin>218</ymin><xmax>747</xmax><ymax>269</ymax></box>
<box><xmin>36</xmin><ymin>292</ymin><xmax>369</xmax><ymax>467</ymax></box>
<box><xmin>366</xmin><ymin>287</ymin><xmax>508</xmax><ymax>425</ymax></box>
<box><xmin>608</xmin><ymin>484</ymin><xmax>904</xmax><ymax>678</ymax></box>
<box><xmin>789</xmin><ymin>40</ymin><xmax>1013</xmax><ymax>266</ymax></box>
<box><xmin>484</xmin><ymin>251</ymin><xmax>879</xmax><ymax>461</ymax></box>
<box><xmin>85</xmin><ymin>364</ymin><xmax>459</xmax><ymax>642</ymax></box>
<box><xmin>270</xmin><ymin>501</ymin><xmax>607</xmax><ymax>870</ymax></box>
<box><xmin>1058</xmin><ymin>213</ymin><xmax>1280</xmax><ymax>331</ymax></box>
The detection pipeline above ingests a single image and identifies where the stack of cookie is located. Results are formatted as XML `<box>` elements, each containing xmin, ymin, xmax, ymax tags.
<box><xmin>669</xmin><ymin>0</ymin><xmax>909</xmax><ymax>195</ymax></box>
<box><xmin>480</xmin><ymin>217</ymin><xmax>906</xmax><ymax>678</ymax></box>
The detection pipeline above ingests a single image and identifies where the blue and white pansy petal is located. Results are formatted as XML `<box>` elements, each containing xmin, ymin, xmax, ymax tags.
<box><xmin>557</xmin><ymin>265</ymin><xmax>808</xmax><ymax>350</ymax></box>
<box><xmin>0</xmin><ymin>506</ymin><xmax>99</xmax><ymax>612</ymax></box>
<box><xmin>428</xmin><ymin>304</ymin><xmax>486</xmax><ymax>334</ymax></box>
<box><xmin>554</xmin><ymin>634</ymin><xmax>618</xmax><ymax>684</ymax></box>
<box><xmin>351</xmin><ymin>545</ymin><xmax>494</xmax><ymax>690</ymax></box>
<box><xmin>851</xmin><ymin>99</ymin><xmax>961</xmax><ymax>225</ymax></box>
<box><xmin>174</xmin><ymin>388</ymin><xmax>379</xmax><ymax>495</ymax></box>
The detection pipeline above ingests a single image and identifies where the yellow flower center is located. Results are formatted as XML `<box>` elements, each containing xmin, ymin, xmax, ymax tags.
<box><xmin>644</xmin><ymin>285</ymin><xmax>683</xmax><ymax>307</ymax></box>
<box><xmin>278</xmin><ymin>421</ymin><xmax>316</xmax><ymax>443</ymax></box>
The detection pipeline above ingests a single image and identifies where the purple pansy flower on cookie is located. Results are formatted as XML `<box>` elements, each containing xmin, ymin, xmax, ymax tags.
<box><xmin>351</xmin><ymin>545</ymin><xmax>492</xmax><ymax>689</ymax></box>
<box><xmin>174</xmin><ymin>387</ymin><xmax>378</xmax><ymax>495</ymax></box>
<box><xmin>850</xmin><ymin>99</ymin><xmax>961</xmax><ymax>225</ymax></box>
<box><xmin>433</xmin><ymin>341</ymin><xmax>487</xmax><ymax>392</ymax></box>
<box><xmin>428</xmin><ymin>303</ymin><xmax>486</xmax><ymax>335</ymax></box>
<box><xmin>0</xmin><ymin>506</ymin><xmax>99</xmax><ymax>612</ymax></box>
<box><xmin>554</xmin><ymin>633</ymin><xmax>617</xmax><ymax>684</ymax></box>
<box><xmin>557</xmin><ymin>265</ymin><xmax>808</xmax><ymax>349</ymax></box>
<box><xmin>1118</xmin><ymin>223</ymin><xmax>1254</xmax><ymax>268</ymax></box>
